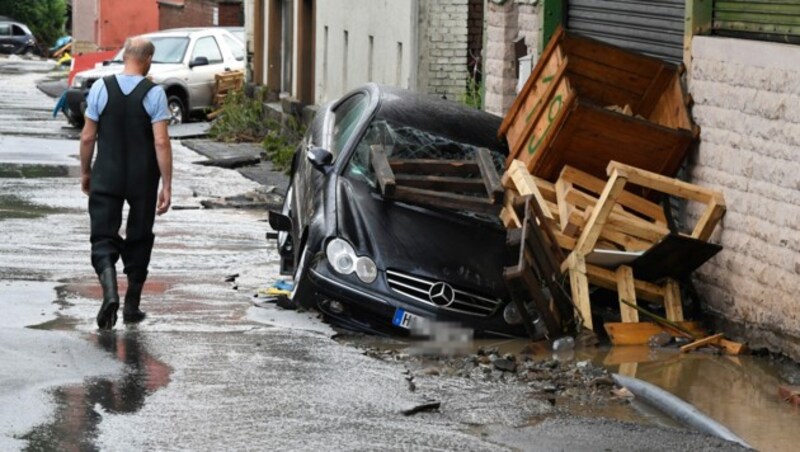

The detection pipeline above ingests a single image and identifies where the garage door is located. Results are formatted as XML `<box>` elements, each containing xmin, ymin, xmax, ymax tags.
<box><xmin>566</xmin><ymin>0</ymin><xmax>686</xmax><ymax>64</ymax></box>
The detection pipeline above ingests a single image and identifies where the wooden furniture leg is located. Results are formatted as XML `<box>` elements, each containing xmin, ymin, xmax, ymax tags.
<box><xmin>616</xmin><ymin>265</ymin><xmax>639</xmax><ymax>323</ymax></box>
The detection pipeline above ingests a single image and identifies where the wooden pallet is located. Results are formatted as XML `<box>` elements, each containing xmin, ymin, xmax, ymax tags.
<box><xmin>371</xmin><ymin>146</ymin><xmax>504</xmax><ymax>214</ymax></box>
<box><xmin>207</xmin><ymin>70</ymin><xmax>245</xmax><ymax>120</ymax></box>
<box><xmin>503</xmin><ymin>196</ymin><xmax>574</xmax><ymax>339</ymax></box>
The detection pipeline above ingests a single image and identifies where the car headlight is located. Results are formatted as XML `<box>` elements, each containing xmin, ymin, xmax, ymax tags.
<box><xmin>325</xmin><ymin>238</ymin><xmax>378</xmax><ymax>283</ymax></box>
<box><xmin>355</xmin><ymin>256</ymin><xmax>378</xmax><ymax>283</ymax></box>
<box><xmin>71</xmin><ymin>76</ymin><xmax>84</xmax><ymax>88</ymax></box>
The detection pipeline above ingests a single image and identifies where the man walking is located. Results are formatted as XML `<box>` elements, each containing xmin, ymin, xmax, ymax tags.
<box><xmin>79</xmin><ymin>37</ymin><xmax>173</xmax><ymax>329</ymax></box>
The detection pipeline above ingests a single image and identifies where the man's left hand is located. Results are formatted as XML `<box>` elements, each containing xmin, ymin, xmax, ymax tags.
<box><xmin>157</xmin><ymin>187</ymin><xmax>171</xmax><ymax>215</ymax></box>
<box><xmin>81</xmin><ymin>173</ymin><xmax>91</xmax><ymax>195</ymax></box>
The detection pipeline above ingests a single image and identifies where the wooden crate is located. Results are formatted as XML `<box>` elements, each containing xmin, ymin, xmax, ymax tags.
<box><xmin>499</xmin><ymin>26</ymin><xmax>696</xmax><ymax>184</ymax></box>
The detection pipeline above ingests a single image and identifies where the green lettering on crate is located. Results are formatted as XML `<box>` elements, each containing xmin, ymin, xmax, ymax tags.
<box><xmin>524</xmin><ymin>74</ymin><xmax>555</xmax><ymax>124</ymax></box>
<box><xmin>526</xmin><ymin>94</ymin><xmax>563</xmax><ymax>156</ymax></box>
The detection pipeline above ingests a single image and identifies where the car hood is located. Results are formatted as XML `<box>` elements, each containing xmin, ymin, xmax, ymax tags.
<box><xmin>336</xmin><ymin>177</ymin><xmax>510</xmax><ymax>297</ymax></box>
<box><xmin>77</xmin><ymin>63</ymin><xmax>185</xmax><ymax>80</ymax></box>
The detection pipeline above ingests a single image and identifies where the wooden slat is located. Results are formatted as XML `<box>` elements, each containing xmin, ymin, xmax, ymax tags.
<box><xmin>584</xmin><ymin>263</ymin><xmax>665</xmax><ymax>303</ymax></box>
<box><xmin>394</xmin><ymin>174</ymin><xmax>486</xmax><ymax>194</ymax></box>
<box><xmin>555</xmin><ymin>177</ymin><xmax>579</xmax><ymax>236</ymax></box>
<box><xmin>559</xmin><ymin>165</ymin><xmax>667</xmax><ymax>223</ymax></box>
<box><xmin>505</xmin><ymin>160</ymin><xmax>554</xmax><ymax>220</ymax></box>
<box><xmin>664</xmin><ymin>279</ymin><xmax>684</xmax><ymax>322</ymax></box>
<box><xmin>389</xmin><ymin>159</ymin><xmax>478</xmax><ymax>177</ymax></box>
<box><xmin>566</xmin><ymin>253</ymin><xmax>592</xmax><ymax>330</ymax></box>
<box><xmin>475</xmin><ymin>148</ymin><xmax>504</xmax><ymax>203</ymax></box>
<box><xmin>691</xmin><ymin>199</ymin><xmax>726</xmax><ymax>241</ymax></box>
<box><xmin>616</xmin><ymin>265</ymin><xmax>639</xmax><ymax>323</ymax></box>
<box><xmin>392</xmin><ymin>186</ymin><xmax>500</xmax><ymax>215</ymax></box>
<box><xmin>575</xmin><ymin>168</ymin><xmax>629</xmax><ymax>255</ymax></box>
<box><xmin>371</xmin><ymin>147</ymin><xmax>395</xmax><ymax>196</ymax></box>
<box><xmin>680</xmin><ymin>333</ymin><xmax>725</xmax><ymax>353</ymax></box>
<box><xmin>605</xmin><ymin>321</ymin><xmax>706</xmax><ymax>346</ymax></box>
<box><xmin>606</xmin><ymin>161</ymin><xmax>724</xmax><ymax>205</ymax></box>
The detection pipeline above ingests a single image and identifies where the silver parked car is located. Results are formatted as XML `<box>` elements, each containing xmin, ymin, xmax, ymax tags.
<box><xmin>64</xmin><ymin>27</ymin><xmax>245</xmax><ymax>127</ymax></box>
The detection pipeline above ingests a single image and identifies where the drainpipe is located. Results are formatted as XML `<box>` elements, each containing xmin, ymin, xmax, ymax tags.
<box><xmin>612</xmin><ymin>374</ymin><xmax>751</xmax><ymax>449</ymax></box>
<box><xmin>409</xmin><ymin>0</ymin><xmax>419</xmax><ymax>92</ymax></box>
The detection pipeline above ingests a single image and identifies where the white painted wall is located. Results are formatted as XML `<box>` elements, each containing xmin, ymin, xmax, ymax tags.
<box><xmin>315</xmin><ymin>0</ymin><xmax>416</xmax><ymax>104</ymax></box>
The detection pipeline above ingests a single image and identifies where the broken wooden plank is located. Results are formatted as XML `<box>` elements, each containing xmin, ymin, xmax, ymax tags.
<box><xmin>605</xmin><ymin>321</ymin><xmax>705</xmax><ymax>346</ymax></box>
<box><xmin>691</xmin><ymin>198</ymin><xmax>726</xmax><ymax>241</ymax></box>
<box><xmin>505</xmin><ymin>160</ymin><xmax>554</xmax><ymax>220</ymax></box>
<box><xmin>584</xmin><ymin>264</ymin><xmax>665</xmax><ymax>303</ymax></box>
<box><xmin>371</xmin><ymin>147</ymin><xmax>396</xmax><ymax>197</ymax></box>
<box><xmin>475</xmin><ymin>148</ymin><xmax>504</xmax><ymax>203</ymax></box>
<box><xmin>607</xmin><ymin>161</ymin><xmax>724</xmax><ymax>205</ymax></box>
<box><xmin>680</xmin><ymin>333</ymin><xmax>725</xmax><ymax>353</ymax></box>
<box><xmin>556</xmin><ymin>176</ymin><xmax>579</xmax><ymax>236</ymax></box>
<box><xmin>565</xmin><ymin>253</ymin><xmax>592</xmax><ymax>330</ymax></box>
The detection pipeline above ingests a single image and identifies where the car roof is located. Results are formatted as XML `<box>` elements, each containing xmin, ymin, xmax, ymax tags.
<box><xmin>371</xmin><ymin>84</ymin><xmax>508</xmax><ymax>154</ymax></box>
<box><xmin>139</xmin><ymin>27</ymin><xmax>232</xmax><ymax>39</ymax></box>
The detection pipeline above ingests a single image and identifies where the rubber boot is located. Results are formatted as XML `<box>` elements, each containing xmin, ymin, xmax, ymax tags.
<box><xmin>123</xmin><ymin>280</ymin><xmax>147</xmax><ymax>323</ymax></box>
<box><xmin>96</xmin><ymin>267</ymin><xmax>119</xmax><ymax>329</ymax></box>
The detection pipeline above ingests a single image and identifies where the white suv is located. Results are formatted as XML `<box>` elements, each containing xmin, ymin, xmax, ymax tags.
<box><xmin>64</xmin><ymin>27</ymin><xmax>245</xmax><ymax>126</ymax></box>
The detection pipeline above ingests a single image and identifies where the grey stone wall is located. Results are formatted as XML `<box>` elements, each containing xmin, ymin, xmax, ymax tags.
<box><xmin>483</xmin><ymin>0</ymin><xmax>541</xmax><ymax>116</ymax></box>
<box><xmin>418</xmin><ymin>0</ymin><xmax>470</xmax><ymax>100</ymax></box>
<box><xmin>687</xmin><ymin>36</ymin><xmax>800</xmax><ymax>360</ymax></box>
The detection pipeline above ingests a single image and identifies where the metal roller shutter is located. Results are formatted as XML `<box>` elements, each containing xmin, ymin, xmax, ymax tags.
<box><xmin>566</xmin><ymin>0</ymin><xmax>685</xmax><ymax>64</ymax></box>
<box><xmin>713</xmin><ymin>0</ymin><xmax>800</xmax><ymax>44</ymax></box>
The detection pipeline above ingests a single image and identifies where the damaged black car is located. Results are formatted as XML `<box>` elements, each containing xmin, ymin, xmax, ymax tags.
<box><xmin>269</xmin><ymin>84</ymin><xmax>529</xmax><ymax>337</ymax></box>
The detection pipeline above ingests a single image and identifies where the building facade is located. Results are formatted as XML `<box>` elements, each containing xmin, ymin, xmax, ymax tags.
<box><xmin>485</xmin><ymin>0</ymin><xmax>800</xmax><ymax>360</ymax></box>
<box><xmin>245</xmin><ymin>0</ymin><xmax>483</xmax><ymax>106</ymax></box>
<box><xmin>72</xmin><ymin>0</ymin><xmax>160</xmax><ymax>53</ymax></box>
<box><xmin>158</xmin><ymin>0</ymin><xmax>244</xmax><ymax>30</ymax></box>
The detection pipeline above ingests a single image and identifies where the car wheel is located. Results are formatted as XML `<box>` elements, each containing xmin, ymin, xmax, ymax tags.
<box><xmin>290</xmin><ymin>242</ymin><xmax>316</xmax><ymax>309</ymax></box>
<box><xmin>167</xmin><ymin>95</ymin><xmax>185</xmax><ymax>125</ymax></box>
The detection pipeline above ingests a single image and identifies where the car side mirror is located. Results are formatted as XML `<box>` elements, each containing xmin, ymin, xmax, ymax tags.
<box><xmin>307</xmin><ymin>147</ymin><xmax>333</xmax><ymax>172</ymax></box>
<box><xmin>189</xmin><ymin>56</ymin><xmax>209</xmax><ymax>68</ymax></box>
<box><xmin>102</xmin><ymin>60</ymin><xmax>111</xmax><ymax>66</ymax></box>
<box><xmin>268</xmin><ymin>210</ymin><xmax>292</xmax><ymax>232</ymax></box>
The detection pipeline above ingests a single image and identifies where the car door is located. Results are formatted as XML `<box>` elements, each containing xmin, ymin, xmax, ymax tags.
<box><xmin>185</xmin><ymin>35</ymin><xmax>228</xmax><ymax>110</ymax></box>
<box><xmin>0</xmin><ymin>23</ymin><xmax>13</xmax><ymax>54</ymax></box>
<box><xmin>295</xmin><ymin>92</ymin><xmax>372</xmax><ymax>236</ymax></box>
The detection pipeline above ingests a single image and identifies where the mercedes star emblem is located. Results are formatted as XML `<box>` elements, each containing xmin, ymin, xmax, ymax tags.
<box><xmin>428</xmin><ymin>282</ymin><xmax>455</xmax><ymax>307</ymax></box>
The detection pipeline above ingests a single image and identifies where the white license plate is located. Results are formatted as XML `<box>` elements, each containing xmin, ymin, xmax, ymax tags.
<box><xmin>392</xmin><ymin>308</ymin><xmax>421</xmax><ymax>330</ymax></box>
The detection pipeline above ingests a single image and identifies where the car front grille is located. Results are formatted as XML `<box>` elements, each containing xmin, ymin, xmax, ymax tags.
<box><xmin>385</xmin><ymin>269</ymin><xmax>502</xmax><ymax>317</ymax></box>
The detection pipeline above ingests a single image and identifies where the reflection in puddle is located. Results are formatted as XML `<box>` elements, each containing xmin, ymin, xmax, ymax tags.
<box><xmin>21</xmin><ymin>331</ymin><xmax>171</xmax><ymax>451</ymax></box>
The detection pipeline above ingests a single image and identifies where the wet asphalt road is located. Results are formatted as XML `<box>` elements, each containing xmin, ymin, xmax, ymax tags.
<box><xmin>0</xmin><ymin>57</ymin><xmax>744</xmax><ymax>451</ymax></box>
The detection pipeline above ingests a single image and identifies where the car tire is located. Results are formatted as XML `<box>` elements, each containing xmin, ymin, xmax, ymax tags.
<box><xmin>290</xmin><ymin>243</ymin><xmax>316</xmax><ymax>309</ymax></box>
<box><xmin>167</xmin><ymin>95</ymin><xmax>185</xmax><ymax>125</ymax></box>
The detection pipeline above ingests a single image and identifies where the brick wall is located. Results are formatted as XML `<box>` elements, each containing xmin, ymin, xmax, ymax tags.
<box><xmin>219</xmin><ymin>1</ymin><xmax>243</xmax><ymax>26</ymax></box>
<box><xmin>159</xmin><ymin>0</ymin><xmax>242</xmax><ymax>30</ymax></box>
<box><xmin>418</xmin><ymin>0</ymin><xmax>470</xmax><ymax>101</ymax></box>
<box><xmin>687</xmin><ymin>36</ymin><xmax>800</xmax><ymax>360</ymax></box>
<box><xmin>483</xmin><ymin>0</ymin><xmax>540</xmax><ymax>116</ymax></box>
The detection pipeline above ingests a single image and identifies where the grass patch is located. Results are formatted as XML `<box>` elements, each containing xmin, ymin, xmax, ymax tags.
<box><xmin>208</xmin><ymin>88</ymin><xmax>306</xmax><ymax>172</ymax></box>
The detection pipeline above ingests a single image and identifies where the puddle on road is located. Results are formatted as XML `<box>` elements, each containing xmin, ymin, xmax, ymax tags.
<box><xmin>20</xmin><ymin>330</ymin><xmax>172</xmax><ymax>451</ymax></box>
<box><xmin>0</xmin><ymin>194</ymin><xmax>66</xmax><ymax>220</ymax></box>
<box><xmin>342</xmin><ymin>333</ymin><xmax>797</xmax><ymax>451</ymax></box>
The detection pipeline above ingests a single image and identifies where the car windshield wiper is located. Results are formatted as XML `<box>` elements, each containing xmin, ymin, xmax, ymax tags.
<box><xmin>151</xmin><ymin>60</ymin><xmax>174</xmax><ymax>64</ymax></box>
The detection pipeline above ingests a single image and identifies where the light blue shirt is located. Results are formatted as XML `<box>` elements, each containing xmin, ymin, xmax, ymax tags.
<box><xmin>85</xmin><ymin>74</ymin><xmax>171</xmax><ymax>124</ymax></box>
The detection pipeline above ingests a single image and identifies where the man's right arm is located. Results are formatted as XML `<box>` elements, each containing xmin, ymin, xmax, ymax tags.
<box><xmin>79</xmin><ymin>119</ymin><xmax>98</xmax><ymax>195</ymax></box>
